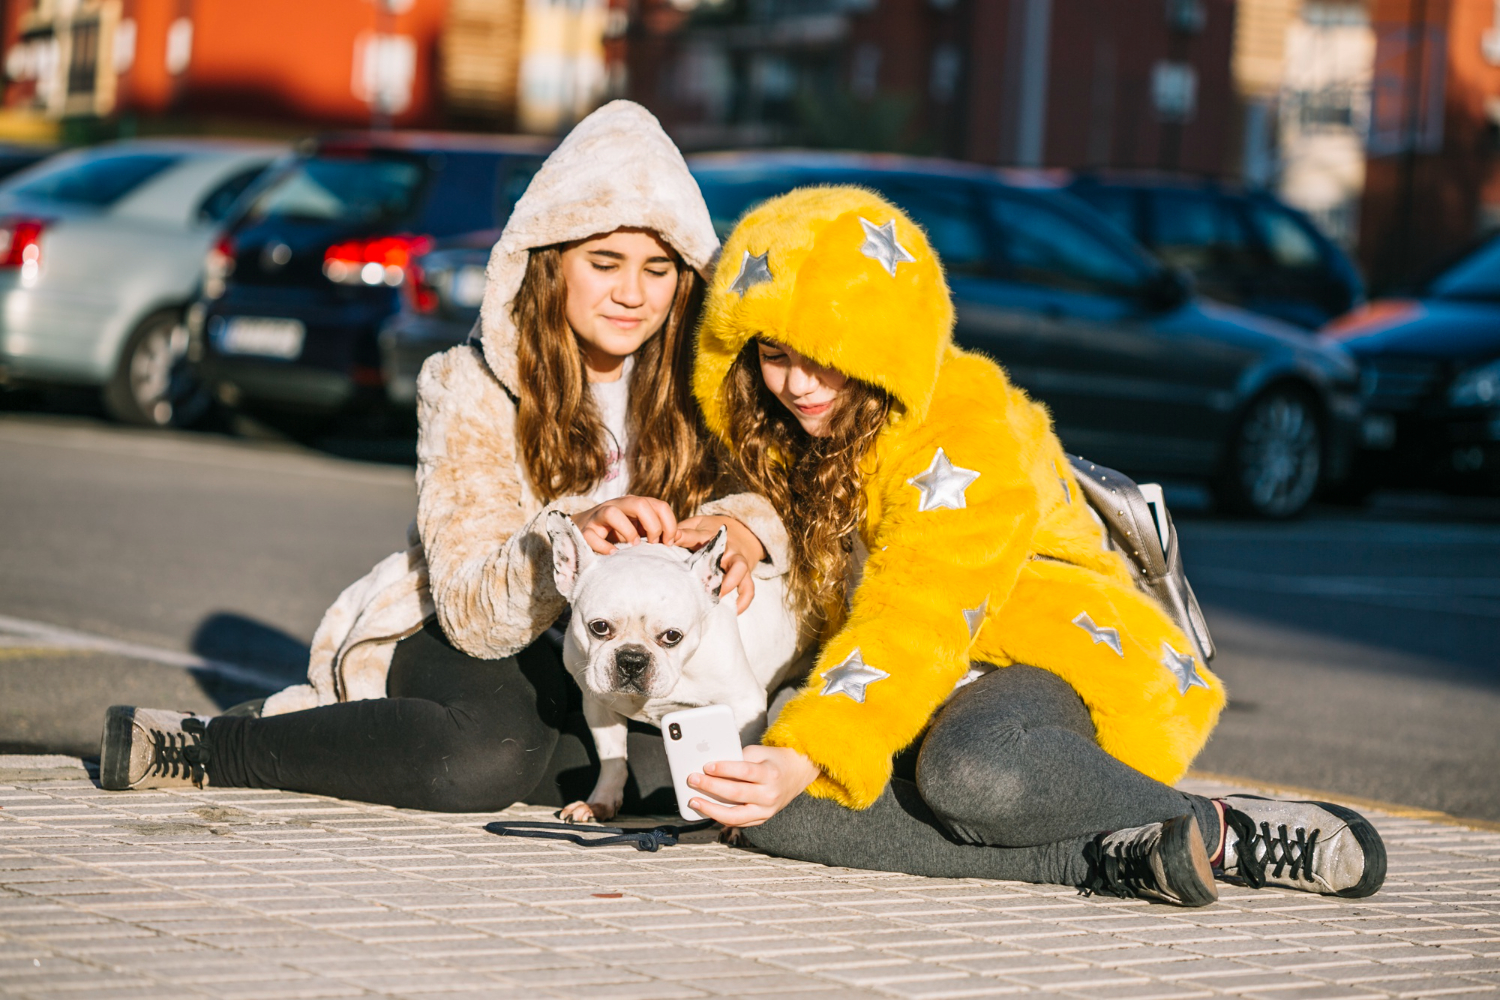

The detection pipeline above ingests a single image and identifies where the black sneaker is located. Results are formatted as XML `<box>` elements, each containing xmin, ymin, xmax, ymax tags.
<box><xmin>1080</xmin><ymin>814</ymin><xmax>1218</xmax><ymax>907</ymax></box>
<box><xmin>99</xmin><ymin>706</ymin><xmax>212</xmax><ymax>791</ymax></box>
<box><xmin>1220</xmin><ymin>795</ymin><xmax>1387</xmax><ymax>898</ymax></box>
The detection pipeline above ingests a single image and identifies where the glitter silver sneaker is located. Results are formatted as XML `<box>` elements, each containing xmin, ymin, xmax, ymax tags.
<box><xmin>1081</xmin><ymin>814</ymin><xmax>1218</xmax><ymax>907</ymax></box>
<box><xmin>99</xmin><ymin>706</ymin><xmax>212</xmax><ymax>791</ymax></box>
<box><xmin>1220</xmin><ymin>795</ymin><xmax>1387</xmax><ymax>898</ymax></box>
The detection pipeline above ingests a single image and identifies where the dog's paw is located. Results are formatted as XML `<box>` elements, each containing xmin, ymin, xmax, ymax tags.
<box><xmin>559</xmin><ymin>801</ymin><xmax>599</xmax><ymax>824</ymax></box>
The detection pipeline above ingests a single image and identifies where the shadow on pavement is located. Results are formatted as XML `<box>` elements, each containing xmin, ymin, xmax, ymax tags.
<box><xmin>191</xmin><ymin>612</ymin><xmax>311</xmax><ymax>677</ymax></box>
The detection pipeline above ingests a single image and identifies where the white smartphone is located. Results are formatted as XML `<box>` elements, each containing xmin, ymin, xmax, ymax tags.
<box><xmin>661</xmin><ymin>704</ymin><xmax>744</xmax><ymax>822</ymax></box>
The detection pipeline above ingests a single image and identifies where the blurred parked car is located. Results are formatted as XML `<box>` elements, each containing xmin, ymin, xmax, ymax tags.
<box><xmin>379</xmin><ymin>228</ymin><xmax>495</xmax><ymax>405</ymax></box>
<box><xmin>692</xmin><ymin>152</ymin><xmax>1360</xmax><ymax>517</ymax></box>
<box><xmin>0</xmin><ymin>143</ymin><xmax>59</xmax><ymax>182</ymax></box>
<box><xmin>193</xmin><ymin>132</ymin><xmax>552</xmax><ymax>419</ymax></box>
<box><xmin>1323</xmin><ymin>233</ymin><xmax>1500</xmax><ymax>496</ymax></box>
<box><xmin>1067</xmin><ymin>173</ymin><xmax>1364</xmax><ymax>330</ymax></box>
<box><xmin>0</xmin><ymin>139</ymin><xmax>281</xmax><ymax>425</ymax></box>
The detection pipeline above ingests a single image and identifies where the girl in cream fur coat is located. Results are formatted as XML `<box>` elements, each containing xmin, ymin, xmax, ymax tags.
<box><xmin>681</xmin><ymin>187</ymin><xmax>1387</xmax><ymax>906</ymax></box>
<box><xmin>98</xmin><ymin>102</ymin><xmax>790</xmax><ymax>814</ymax></box>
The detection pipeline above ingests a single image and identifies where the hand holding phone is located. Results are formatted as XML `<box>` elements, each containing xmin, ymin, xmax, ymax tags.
<box><xmin>661</xmin><ymin>705</ymin><xmax>743</xmax><ymax>821</ymax></box>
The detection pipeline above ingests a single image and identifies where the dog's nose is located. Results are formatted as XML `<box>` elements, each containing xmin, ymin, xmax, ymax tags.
<box><xmin>614</xmin><ymin>645</ymin><xmax>652</xmax><ymax>681</ymax></box>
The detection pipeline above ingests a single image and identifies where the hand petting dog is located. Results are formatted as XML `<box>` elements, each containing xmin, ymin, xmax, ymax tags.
<box><xmin>571</xmin><ymin>497</ymin><xmax>763</xmax><ymax>612</ymax></box>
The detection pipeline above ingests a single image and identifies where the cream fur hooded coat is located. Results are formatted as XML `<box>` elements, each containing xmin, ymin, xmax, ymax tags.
<box><xmin>263</xmin><ymin>101</ymin><xmax>789</xmax><ymax>716</ymax></box>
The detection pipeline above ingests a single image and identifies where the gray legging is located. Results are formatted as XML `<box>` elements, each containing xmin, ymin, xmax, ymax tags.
<box><xmin>738</xmin><ymin>665</ymin><xmax>1221</xmax><ymax>887</ymax></box>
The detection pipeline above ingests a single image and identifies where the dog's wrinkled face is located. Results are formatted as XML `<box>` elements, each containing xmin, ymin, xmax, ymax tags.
<box><xmin>545</xmin><ymin>511</ymin><xmax>728</xmax><ymax>700</ymax></box>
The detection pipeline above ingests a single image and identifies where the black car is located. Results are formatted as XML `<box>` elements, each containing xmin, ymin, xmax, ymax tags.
<box><xmin>191</xmin><ymin>132</ymin><xmax>552</xmax><ymax>417</ymax></box>
<box><xmin>1067</xmin><ymin>173</ymin><xmax>1364</xmax><ymax>330</ymax></box>
<box><xmin>694</xmin><ymin>153</ymin><xmax>1361</xmax><ymax>517</ymax></box>
<box><xmin>379</xmin><ymin>152</ymin><xmax>1361</xmax><ymax>517</ymax></box>
<box><xmin>1322</xmin><ymin>233</ymin><xmax>1500</xmax><ymax>495</ymax></box>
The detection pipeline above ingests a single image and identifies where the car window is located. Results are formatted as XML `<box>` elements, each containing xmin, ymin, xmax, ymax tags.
<box><xmin>1249</xmin><ymin>203</ymin><xmax>1323</xmax><ymax>269</ymax></box>
<box><xmin>244</xmin><ymin>154</ymin><xmax>425</xmax><ymax>226</ymax></box>
<box><xmin>1149</xmin><ymin>190</ymin><xmax>1253</xmax><ymax>273</ymax></box>
<box><xmin>495</xmin><ymin>156</ymin><xmax>545</xmax><ymax>223</ymax></box>
<box><xmin>1427</xmin><ymin>236</ymin><xmax>1500</xmax><ymax>301</ymax></box>
<box><xmin>693</xmin><ymin>172</ymin><xmax>806</xmax><ymax>239</ymax></box>
<box><xmin>1071</xmin><ymin>185</ymin><xmax>1139</xmax><ymax>240</ymax></box>
<box><xmin>988</xmin><ymin>192</ymin><xmax>1146</xmax><ymax>295</ymax></box>
<box><xmin>851</xmin><ymin>177</ymin><xmax>992</xmax><ymax>277</ymax></box>
<box><xmin>196</xmin><ymin>164</ymin><xmax>268</xmax><ymax>224</ymax></box>
<box><xmin>10</xmin><ymin>152</ymin><xmax>181</xmax><ymax>207</ymax></box>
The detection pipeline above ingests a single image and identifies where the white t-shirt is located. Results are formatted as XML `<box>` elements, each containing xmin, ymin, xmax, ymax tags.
<box><xmin>586</xmin><ymin>358</ymin><xmax>633</xmax><ymax>504</ymax></box>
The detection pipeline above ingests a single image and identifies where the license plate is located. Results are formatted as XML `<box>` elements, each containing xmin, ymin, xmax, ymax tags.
<box><xmin>216</xmin><ymin>317</ymin><xmax>305</xmax><ymax>359</ymax></box>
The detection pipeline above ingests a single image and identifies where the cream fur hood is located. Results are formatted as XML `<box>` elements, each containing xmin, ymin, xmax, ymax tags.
<box><xmin>264</xmin><ymin>100</ymin><xmax>784</xmax><ymax>716</ymax></box>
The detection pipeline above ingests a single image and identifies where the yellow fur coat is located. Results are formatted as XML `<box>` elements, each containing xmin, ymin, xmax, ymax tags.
<box><xmin>694</xmin><ymin>186</ymin><xmax>1226</xmax><ymax>810</ymax></box>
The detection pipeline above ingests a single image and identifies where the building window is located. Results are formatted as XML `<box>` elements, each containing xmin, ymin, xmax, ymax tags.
<box><xmin>1152</xmin><ymin>61</ymin><xmax>1197</xmax><ymax>122</ymax></box>
<box><xmin>67</xmin><ymin>20</ymin><xmax>98</xmax><ymax>96</ymax></box>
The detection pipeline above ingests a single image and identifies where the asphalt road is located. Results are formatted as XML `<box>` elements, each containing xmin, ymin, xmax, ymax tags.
<box><xmin>2</xmin><ymin>413</ymin><xmax>1497</xmax><ymax>821</ymax></box>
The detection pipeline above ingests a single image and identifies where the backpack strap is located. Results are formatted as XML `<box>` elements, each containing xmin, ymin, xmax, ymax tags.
<box><xmin>1068</xmin><ymin>456</ymin><xmax>1216</xmax><ymax>664</ymax></box>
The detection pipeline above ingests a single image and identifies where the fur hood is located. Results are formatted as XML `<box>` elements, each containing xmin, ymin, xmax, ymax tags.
<box><xmin>264</xmin><ymin>102</ymin><xmax>784</xmax><ymax>717</ymax></box>
<box><xmin>694</xmin><ymin>187</ymin><xmax>1224</xmax><ymax>810</ymax></box>
<box><xmin>479</xmin><ymin>100</ymin><xmax>719</xmax><ymax>393</ymax></box>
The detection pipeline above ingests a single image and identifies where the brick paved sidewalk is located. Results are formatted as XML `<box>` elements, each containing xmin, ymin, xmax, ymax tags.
<box><xmin>2</xmin><ymin>755</ymin><xmax>1497</xmax><ymax>1000</ymax></box>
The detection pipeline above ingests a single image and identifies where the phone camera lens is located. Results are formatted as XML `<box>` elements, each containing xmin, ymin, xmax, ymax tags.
<box><xmin>668</xmin><ymin>723</ymin><xmax>682</xmax><ymax>740</ymax></box>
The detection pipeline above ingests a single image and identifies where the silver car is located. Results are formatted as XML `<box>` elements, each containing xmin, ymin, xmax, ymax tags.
<box><xmin>0</xmin><ymin>139</ymin><xmax>283</xmax><ymax>426</ymax></box>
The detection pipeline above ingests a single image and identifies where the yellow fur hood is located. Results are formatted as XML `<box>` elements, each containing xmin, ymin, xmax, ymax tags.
<box><xmin>695</xmin><ymin>187</ymin><xmax>1225</xmax><ymax>810</ymax></box>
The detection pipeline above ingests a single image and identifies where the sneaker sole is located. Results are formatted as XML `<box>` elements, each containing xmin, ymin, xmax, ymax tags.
<box><xmin>99</xmin><ymin>705</ymin><xmax>137</xmax><ymax>791</ymax></box>
<box><xmin>1314</xmin><ymin>800</ymin><xmax>1388</xmax><ymax>898</ymax></box>
<box><xmin>1160</xmin><ymin>814</ymin><xmax>1219</xmax><ymax>908</ymax></box>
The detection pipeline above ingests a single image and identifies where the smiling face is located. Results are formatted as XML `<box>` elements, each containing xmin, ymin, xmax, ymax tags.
<box><xmin>559</xmin><ymin>228</ymin><xmax>680</xmax><ymax>382</ymax></box>
<box><xmin>757</xmin><ymin>339</ymin><xmax>850</xmax><ymax>438</ymax></box>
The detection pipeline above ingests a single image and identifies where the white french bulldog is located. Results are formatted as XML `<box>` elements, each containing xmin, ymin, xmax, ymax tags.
<box><xmin>544</xmin><ymin>510</ymin><xmax>802</xmax><ymax>823</ymax></box>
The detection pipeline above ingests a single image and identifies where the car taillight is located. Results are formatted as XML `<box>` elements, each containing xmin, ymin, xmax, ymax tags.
<box><xmin>0</xmin><ymin>217</ymin><xmax>47</xmax><ymax>282</ymax></box>
<box><xmin>323</xmin><ymin>234</ymin><xmax>432</xmax><ymax>288</ymax></box>
<box><xmin>403</xmin><ymin>261</ymin><xmax>440</xmax><ymax>314</ymax></box>
<box><xmin>204</xmin><ymin>235</ymin><xmax>235</xmax><ymax>299</ymax></box>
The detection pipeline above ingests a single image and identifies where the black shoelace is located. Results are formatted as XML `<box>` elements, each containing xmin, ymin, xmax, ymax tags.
<box><xmin>147</xmin><ymin>717</ymin><xmax>209</xmax><ymax>785</ymax></box>
<box><xmin>1229</xmin><ymin>813</ymin><xmax>1318</xmax><ymax>887</ymax></box>
<box><xmin>1080</xmin><ymin>831</ymin><xmax>1157</xmax><ymax>899</ymax></box>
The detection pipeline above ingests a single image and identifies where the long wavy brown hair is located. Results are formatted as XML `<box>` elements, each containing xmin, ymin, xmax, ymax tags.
<box><xmin>721</xmin><ymin>339</ymin><xmax>892</xmax><ymax>628</ymax></box>
<box><xmin>513</xmin><ymin>245</ymin><xmax>714</xmax><ymax>515</ymax></box>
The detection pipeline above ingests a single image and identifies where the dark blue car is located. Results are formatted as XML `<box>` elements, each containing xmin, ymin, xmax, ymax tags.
<box><xmin>191</xmin><ymin>132</ymin><xmax>551</xmax><ymax>418</ymax></box>
<box><xmin>1323</xmin><ymin>234</ymin><xmax>1500</xmax><ymax>495</ymax></box>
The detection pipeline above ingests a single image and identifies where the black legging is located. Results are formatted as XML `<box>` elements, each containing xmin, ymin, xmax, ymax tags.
<box><xmin>736</xmin><ymin>665</ymin><xmax>1220</xmax><ymax>886</ymax></box>
<box><xmin>207</xmin><ymin>621</ymin><xmax>1219</xmax><ymax>889</ymax></box>
<box><xmin>205</xmin><ymin>619</ymin><xmax>675</xmax><ymax>813</ymax></box>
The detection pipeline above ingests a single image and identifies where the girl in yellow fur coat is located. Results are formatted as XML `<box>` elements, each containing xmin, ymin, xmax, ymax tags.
<box><xmin>684</xmin><ymin>186</ymin><xmax>1386</xmax><ymax>905</ymax></box>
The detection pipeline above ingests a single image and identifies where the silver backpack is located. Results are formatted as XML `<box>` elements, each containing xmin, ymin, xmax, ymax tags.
<box><xmin>1068</xmin><ymin>456</ymin><xmax>1216</xmax><ymax>665</ymax></box>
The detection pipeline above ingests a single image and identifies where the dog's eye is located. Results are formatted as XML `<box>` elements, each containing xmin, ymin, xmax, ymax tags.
<box><xmin>587</xmin><ymin>620</ymin><xmax>613</xmax><ymax>638</ymax></box>
<box><xmin>660</xmin><ymin>629</ymin><xmax>684</xmax><ymax>647</ymax></box>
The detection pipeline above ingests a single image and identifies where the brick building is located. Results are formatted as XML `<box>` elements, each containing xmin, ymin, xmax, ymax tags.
<box><xmin>1358</xmin><ymin>0</ymin><xmax>1500</xmax><ymax>289</ymax></box>
<box><xmin>624</xmin><ymin>0</ymin><xmax>1238</xmax><ymax>173</ymax></box>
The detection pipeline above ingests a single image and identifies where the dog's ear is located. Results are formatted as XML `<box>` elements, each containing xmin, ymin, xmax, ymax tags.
<box><xmin>687</xmin><ymin>525</ymin><xmax>730</xmax><ymax>600</ymax></box>
<box><xmin>545</xmin><ymin>510</ymin><xmax>595</xmax><ymax>599</ymax></box>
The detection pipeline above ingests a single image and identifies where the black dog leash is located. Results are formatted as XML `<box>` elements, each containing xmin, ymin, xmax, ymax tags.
<box><xmin>485</xmin><ymin>819</ymin><xmax>715</xmax><ymax>853</ymax></box>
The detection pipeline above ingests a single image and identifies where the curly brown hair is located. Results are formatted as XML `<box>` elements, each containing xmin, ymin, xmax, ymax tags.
<box><xmin>512</xmin><ymin>245</ymin><xmax>715</xmax><ymax>516</ymax></box>
<box><xmin>721</xmin><ymin>339</ymin><xmax>892</xmax><ymax>628</ymax></box>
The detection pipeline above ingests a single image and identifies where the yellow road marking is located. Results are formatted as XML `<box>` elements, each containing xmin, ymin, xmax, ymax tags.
<box><xmin>1186</xmin><ymin>769</ymin><xmax>1500</xmax><ymax>833</ymax></box>
<box><xmin>0</xmin><ymin>646</ymin><xmax>96</xmax><ymax>661</ymax></box>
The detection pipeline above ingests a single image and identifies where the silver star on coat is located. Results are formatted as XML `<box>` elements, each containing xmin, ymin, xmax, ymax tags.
<box><xmin>1162</xmin><ymin>642</ymin><xmax>1209</xmax><ymax>695</ymax></box>
<box><xmin>962</xmin><ymin>598</ymin><xmax>988</xmax><ymax>639</ymax></box>
<box><xmin>1073</xmin><ymin>611</ymin><xmax>1123</xmax><ymax>657</ymax></box>
<box><xmin>858</xmin><ymin>217</ymin><xmax>917</xmax><ymax>276</ymax></box>
<box><xmin>907</xmin><ymin>448</ymin><xmax>980</xmax><ymax>512</ymax></box>
<box><xmin>819</xmin><ymin>648</ymin><xmax>889</xmax><ymax>703</ymax></box>
<box><xmin>729</xmin><ymin>250</ymin><xmax>773</xmax><ymax>295</ymax></box>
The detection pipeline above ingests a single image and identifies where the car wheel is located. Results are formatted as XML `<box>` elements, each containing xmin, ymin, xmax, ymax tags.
<box><xmin>1217</xmin><ymin>385</ymin><xmax>1323</xmax><ymax>518</ymax></box>
<box><xmin>102</xmin><ymin>310</ymin><xmax>211</xmax><ymax>428</ymax></box>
